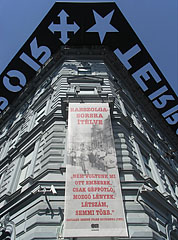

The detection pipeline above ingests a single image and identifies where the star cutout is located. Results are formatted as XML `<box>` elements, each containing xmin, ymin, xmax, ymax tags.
<box><xmin>87</xmin><ymin>10</ymin><xmax>119</xmax><ymax>43</ymax></box>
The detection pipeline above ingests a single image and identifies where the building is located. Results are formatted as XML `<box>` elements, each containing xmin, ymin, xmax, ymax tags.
<box><xmin>0</xmin><ymin>46</ymin><xmax>178</xmax><ymax>240</ymax></box>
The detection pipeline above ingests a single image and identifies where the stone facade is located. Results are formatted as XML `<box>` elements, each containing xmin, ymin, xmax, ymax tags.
<box><xmin>0</xmin><ymin>48</ymin><xmax>177</xmax><ymax>240</ymax></box>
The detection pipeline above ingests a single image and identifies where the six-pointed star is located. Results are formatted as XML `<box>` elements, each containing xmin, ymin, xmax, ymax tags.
<box><xmin>87</xmin><ymin>9</ymin><xmax>119</xmax><ymax>43</ymax></box>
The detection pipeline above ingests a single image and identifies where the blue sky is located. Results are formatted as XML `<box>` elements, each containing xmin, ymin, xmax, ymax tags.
<box><xmin>0</xmin><ymin>0</ymin><xmax>177</xmax><ymax>96</ymax></box>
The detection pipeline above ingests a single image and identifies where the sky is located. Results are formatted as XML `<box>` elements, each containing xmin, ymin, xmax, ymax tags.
<box><xmin>0</xmin><ymin>0</ymin><xmax>177</xmax><ymax>96</ymax></box>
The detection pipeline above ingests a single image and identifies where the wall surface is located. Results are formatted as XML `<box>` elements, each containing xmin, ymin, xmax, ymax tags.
<box><xmin>0</xmin><ymin>50</ymin><xmax>177</xmax><ymax>240</ymax></box>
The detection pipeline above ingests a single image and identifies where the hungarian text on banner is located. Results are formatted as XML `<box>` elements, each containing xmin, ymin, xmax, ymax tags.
<box><xmin>64</xmin><ymin>102</ymin><xmax>128</xmax><ymax>238</ymax></box>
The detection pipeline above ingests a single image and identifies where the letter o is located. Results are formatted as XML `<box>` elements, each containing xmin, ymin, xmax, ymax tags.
<box><xmin>3</xmin><ymin>70</ymin><xmax>26</xmax><ymax>92</ymax></box>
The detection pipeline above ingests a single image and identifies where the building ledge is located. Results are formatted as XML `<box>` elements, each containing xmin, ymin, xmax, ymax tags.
<box><xmin>139</xmin><ymin>185</ymin><xmax>178</xmax><ymax>218</ymax></box>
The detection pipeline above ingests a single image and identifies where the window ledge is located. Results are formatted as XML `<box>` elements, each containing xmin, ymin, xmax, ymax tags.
<box><xmin>143</xmin><ymin>176</ymin><xmax>158</xmax><ymax>188</ymax></box>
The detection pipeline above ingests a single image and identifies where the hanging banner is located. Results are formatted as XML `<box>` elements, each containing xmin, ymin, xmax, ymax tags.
<box><xmin>64</xmin><ymin>102</ymin><xmax>128</xmax><ymax>238</ymax></box>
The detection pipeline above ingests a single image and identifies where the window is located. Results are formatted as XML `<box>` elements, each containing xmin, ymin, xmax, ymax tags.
<box><xmin>0</xmin><ymin>141</ymin><xmax>9</xmax><ymax>161</ymax></box>
<box><xmin>11</xmin><ymin>112</ymin><xmax>22</xmax><ymax>127</ymax></box>
<box><xmin>170</xmin><ymin>179</ymin><xmax>176</xmax><ymax>194</ymax></box>
<box><xmin>0</xmin><ymin>167</ymin><xmax>6</xmax><ymax>193</ymax></box>
<box><xmin>142</xmin><ymin>153</ymin><xmax>152</xmax><ymax>178</ymax></box>
<box><xmin>9</xmin><ymin>132</ymin><xmax>19</xmax><ymax>150</ymax></box>
<box><xmin>170</xmin><ymin>230</ymin><xmax>178</xmax><ymax>240</ymax></box>
<box><xmin>66</xmin><ymin>75</ymin><xmax>103</xmax><ymax>99</ymax></box>
<box><xmin>17</xmin><ymin>149</ymin><xmax>34</xmax><ymax>189</ymax></box>
<box><xmin>164</xmin><ymin>175</ymin><xmax>177</xmax><ymax>200</ymax></box>
<box><xmin>34</xmin><ymin>103</ymin><xmax>46</xmax><ymax>126</ymax></box>
<box><xmin>131</xmin><ymin>112</ymin><xmax>144</xmax><ymax>133</ymax></box>
<box><xmin>77</xmin><ymin>86</ymin><xmax>98</xmax><ymax>95</ymax></box>
<box><xmin>78</xmin><ymin>67</ymin><xmax>91</xmax><ymax>75</ymax></box>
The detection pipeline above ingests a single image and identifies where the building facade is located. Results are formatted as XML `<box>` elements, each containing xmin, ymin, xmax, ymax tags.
<box><xmin>0</xmin><ymin>48</ymin><xmax>178</xmax><ymax>240</ymax></box>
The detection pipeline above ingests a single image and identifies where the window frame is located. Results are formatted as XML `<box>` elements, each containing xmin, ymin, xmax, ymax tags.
<box><xmin>77</xmin><ymin>66</ymin><xmax>91</xmax><ymax>75</ymax></box>
<box><xmin>16</xmin><ymin>146</ymin><xmax>35</xmax><ymax>190</ymax></box>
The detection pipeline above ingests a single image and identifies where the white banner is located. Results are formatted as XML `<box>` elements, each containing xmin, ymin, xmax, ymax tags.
<box><xmin>64</xmin><ymin>103</ymin><xmax>128</xmax><ymax>238</ymax></box>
